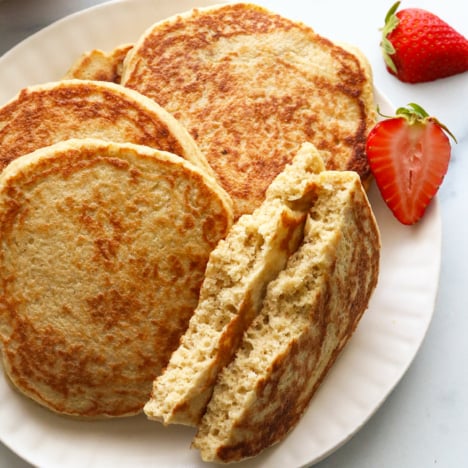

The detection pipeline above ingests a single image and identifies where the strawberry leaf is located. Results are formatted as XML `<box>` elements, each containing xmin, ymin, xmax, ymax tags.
<box><xmin>381</xmin><ymin>41</ymin><xmax>397</xmax><ymax>73</ymax></box>
<box><xmin>380</xmin><ymin>2</ymin><xmax>401</xmax><ymax>74</ymax></box>
<box><xmin>395</xmin><ymin>103</ymin><xmax>429</xmax><ymax>122</ymax></box>
<box><xmin>384</xmin><ymin>1</ymin><xmax>401</xmax><ymax>26</ymax></box>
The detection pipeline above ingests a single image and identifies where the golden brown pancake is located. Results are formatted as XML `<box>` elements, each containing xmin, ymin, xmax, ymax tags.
<box><xmin>144</xmin><ymin>143</ymin><xmax>325</xmax><ymax>426</ymax></box>
<box><xmin>64</xmin><ymin>44</ymin><xmax>133</xmax><ymax>83</ymax></box>
<box><xmin>0</xmin><ymin>138</ymin><xmax>232</xmax><ymax>418</ymax></box>
<box><xmin>121</xmin><ymin>2</ymin><xmax>376</xmax><ymax>218</ymax></box>
<box><xmin>0</xmin><ymin>79</ymin><xmax>214</xmax><ymax>177</ymax></box>
<box><xmin>193</xmin><ymin>170</ymin><xmax>380</xmax><ymax>462</ymax></box>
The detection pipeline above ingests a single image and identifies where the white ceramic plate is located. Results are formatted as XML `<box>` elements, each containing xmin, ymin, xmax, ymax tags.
<box><xmin>0</xmin><ymin>1</ymin><xmax>441</xmax><ymax>467</ymax></box>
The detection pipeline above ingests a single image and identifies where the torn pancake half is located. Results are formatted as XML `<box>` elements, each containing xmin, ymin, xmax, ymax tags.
<box><xmin>122</xmin><ymin>2</ymin><xmax>376</xmax><ymax>218</ymax></box>
<box><xmin>144</xmin><ymin>142</ymin><xmax>325</xmax><ymax>426</ymax></box>
<box><xmin>193</xmin><ymin>170</ymin><xmax>380</xmax><ymax>463</ymax></box>
<box><xmin>0</xmin><ymin>138</ymin><xmax>232</xmax><ymax>418</ymax></box>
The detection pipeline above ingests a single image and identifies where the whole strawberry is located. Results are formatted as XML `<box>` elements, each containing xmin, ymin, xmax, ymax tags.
<box><xmin>381</xmin><ymin>1</ymin><xmax>468</xmax><ymax>83</ymax></box>
<box><xmin>366</xmin><ymin>103</ymin><xmax>455</xmax><ymax>225</ymax></box>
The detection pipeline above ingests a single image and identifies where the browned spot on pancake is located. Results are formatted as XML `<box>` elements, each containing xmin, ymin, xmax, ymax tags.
<box><xmin>86</xmin><ymin>289</ymin><xmax>142</xmax><ymax>330</ymax></box>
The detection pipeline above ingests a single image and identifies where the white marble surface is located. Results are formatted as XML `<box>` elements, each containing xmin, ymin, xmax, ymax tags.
<box><xmin>0</xmin><ymin>0</ymin><xmax>467</xmax><ymax>466</ymax></box>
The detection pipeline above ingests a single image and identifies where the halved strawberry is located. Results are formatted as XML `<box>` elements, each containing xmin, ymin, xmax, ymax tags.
<box><xmin>366</xmin><ymin>103</ymin><xmax>454</xmax><ymax>225</ymax></box>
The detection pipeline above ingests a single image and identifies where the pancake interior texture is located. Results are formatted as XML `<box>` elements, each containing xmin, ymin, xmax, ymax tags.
<box><xmin>121</xmin><ymin>2</ymin><xmax>376</xmax><ymax>218</ymax></box>
<box><xmin>0</xmin><ymin>79</ymin><xmax>214</xmax><ymax>177</ymax></box>
<box><xmin>0</xmin><ymin>138</ymin><xmax>232</xmax><ymax>418</ymax></box>
<box><xmin>144</xmin><ymin>143</ymin><xmax>325</xmax><ymax>426</ymax></box>
<box><xmin>193</xmin><ymin>170</ymin><xmax>380</xmax><ymax>463</ymax></box>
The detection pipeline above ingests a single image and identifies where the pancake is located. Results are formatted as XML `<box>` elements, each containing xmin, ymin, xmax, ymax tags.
<box><xmin>121</xmin><ymin>2</ymin><xmax>376</xmax><ymax>218</ymax></box>
<box><xmin>144</xmin><ymin>142</ymin><xmax>325</xmax><ymax>426</ymax></box>
<box><xmin>0</xmin><ymin>79</ymin><xmax>214</xmax><ymax>177</ymax></box>
<box><xmin>63</xmin><ymin>44</ymin><xmax>133</xmax><ymax>83</ymax></box>
<box><xmin>0</xmin><ymin>138</ymin><xmax>233</xmax><ymax>418</ymax></box>
<box><xmin>193</xmin><ymin>170</ymin><xmax>380</xmax><ymax>462</ymax></box>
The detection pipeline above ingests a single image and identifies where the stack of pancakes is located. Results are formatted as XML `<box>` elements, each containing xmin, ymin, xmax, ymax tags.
<box><xmin>0</xmin><ymin>2</ymin><xmax>380</xmax><ymax>463</ymax></box>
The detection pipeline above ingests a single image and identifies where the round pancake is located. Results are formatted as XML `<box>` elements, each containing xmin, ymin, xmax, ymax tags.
<box><xmin>0</xmin><ymin>138</ymin><xmax>232</xmax><ymax>418</ymax></box>
<box><xmin>121</xmin><ymin>2</ymin><xmax>376</xmax><ymax>218</ymax></box>
<box><xmin>0</xmin><ymin>79</ymin><xmax>214</xmax><ymax>176</ymax></box>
